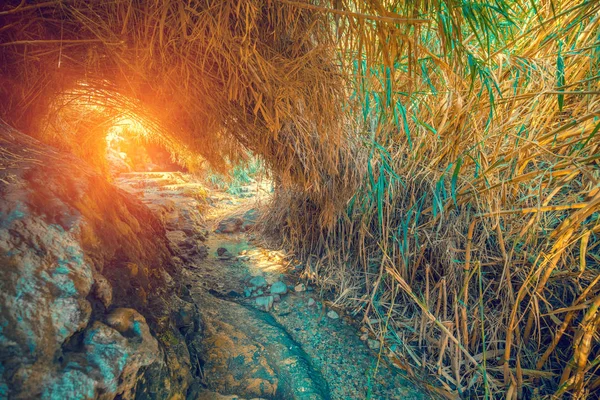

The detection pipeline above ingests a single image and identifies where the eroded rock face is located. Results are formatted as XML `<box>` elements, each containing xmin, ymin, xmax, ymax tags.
<box><xmin>0</xmin><ymin>125</ymin><xmax>202</xmax><ymax>399</ymax></box>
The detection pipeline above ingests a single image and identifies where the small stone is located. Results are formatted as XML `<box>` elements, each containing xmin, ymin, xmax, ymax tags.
<box><xmin>249</xmin><ymin>276</ymin><xmax>267</xmax><ymax>288</ymax></box>
<box><xmin>360</xmin><ymin>333</ymin><xmax>368</xmax><ymax>341</ymax></box>
<box><xmin>327</xmin><ymin>310</ymin><xmax>339</xmax><ymax>319</ymax></box>
<box><xmin>174</xmin><ymin>303</ymin><xmax>195</xmax><ymax>329</ymax></box>
<box><xmin>307</xmin><ymin>298</ymin><xmax>316</xmax><ymax>307</ymax></box>
<box><xmin>368</xmin><ymin>339</ymin><xmax>380</xmax><ymax>350</ymax></box>
<box><xmin>106</xmin><ymin>308</ymin><xmax>146</xmax><ymax>335</ymax></box>
<box><xmin>215</xmin><ymin>216</ymin><xmax>244</xmax><ymax>234</ymax></box>
<box><xmin>216</xmin><ymin>247</ymin><xmax>233</xmax><ymax>259</ymax></box>
<box><xmin>294</xmin><ymin>283</ymin><xmax>306</xmax><ymax>292</ymax></box>
<box><xmin>255</xmin><ymin>296</ymin><xmax>274</xmax><ymax>311</ymax></box>
<box><xmin>243</xmin><ymin>288</ymin><xmax>252</xmax><ymax>297</ymax></box>
<box><xmin>92</xmin><ymin>271</ymin><xmax>113</xmax><ymax>308</ymax></box>
<box><xmin>256</xmin><ymin>289</ymin><xmax>263</xmax><ymax>296</ymax></box>
<box><xmin>270</xmin><ymin>281</ymin><xmax>288</xmax><ymax>295</ymax></box>
<box><xmin>273</xmin><ymin>294</ymin><xmax>281</xmax><ymax>302</ymax></box>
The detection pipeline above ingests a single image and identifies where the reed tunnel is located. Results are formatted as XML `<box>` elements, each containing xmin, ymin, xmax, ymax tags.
<box><xmin>1</xmin><ymin>1</ymin><xmax>600</xmax><ymax>399</ymax></box>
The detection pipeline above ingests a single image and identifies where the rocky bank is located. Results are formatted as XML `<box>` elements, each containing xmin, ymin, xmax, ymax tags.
<box><xmin>0</xmin><ymin>124</ymin><xmax>202</xmax><ymax>399</ymax></box>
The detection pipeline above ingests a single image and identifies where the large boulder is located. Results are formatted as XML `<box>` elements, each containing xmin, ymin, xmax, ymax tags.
<box><xmin>0</xmin><ymin>124</ymin><xmax>202</xmax><ymax>399</ymax></box>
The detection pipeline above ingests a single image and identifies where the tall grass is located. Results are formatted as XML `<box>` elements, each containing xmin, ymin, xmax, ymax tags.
<box><xmin>263</xmin><ymin>0</ymin><xmax>600</xmax><ymax>398</ymax></box>
<box><xmin>1</xmin><ymin>1</ymin><xmax>599</xmax><ymax>396</ymax></box>
<box><xmin>205</xmin><ymin>156</ymin><xmax>267</xmax><ymax>195</ymax></box>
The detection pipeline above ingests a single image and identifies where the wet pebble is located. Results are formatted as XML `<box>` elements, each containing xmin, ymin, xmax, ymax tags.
<box><xmin>216</xmin><ymin>247</ymin><xmax>233</xmax><ymax>259</ymax></box>
<box><xmin>256</xmin><ymin>295</ymin><xmax>274</xmax><ymax>311</ymax></box>
<box><xmin>368</xmin><ymin>339</ymin><xmax>380</xmax><ymax>350</ymax></box>
<box><xmin>307</xmin><ymin>298</ymin><xmax>316</xmax><ymax>307</ymax></box>
<box><xmin>249</xmin><ymin>276</ymin><xmax>267</xmax><ymax>288</ymax></box>
<box><xmin>270</xmin><ymin>281</ymin><xmax>288</xmax><ymax>295</ymax></box>
<box><xmin>294</xmin><ymin>283</ymin><xmax>306</xmax><ymax>292</ymax></box>
<box><xmin>327</xmin><ymin>310</ymin><xmax>339</xmax><ymax>319</ymax></box>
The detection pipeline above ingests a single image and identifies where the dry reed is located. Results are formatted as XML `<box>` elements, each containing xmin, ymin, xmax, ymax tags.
<box><xmin>1</xmin><ymin>1</ymin><xmax>600</xmax><ymax>398</ymax></box>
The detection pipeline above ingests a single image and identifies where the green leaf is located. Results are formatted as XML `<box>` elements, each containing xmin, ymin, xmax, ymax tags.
<box><xmin>557</xmin><ymin>41</ymin><xmax>565</xmax><ymax>111</ymax></box>
<box><xmin>451</xmin><ymin>157</ymin><xmax>463</xmax><ymax>207</ymax></box>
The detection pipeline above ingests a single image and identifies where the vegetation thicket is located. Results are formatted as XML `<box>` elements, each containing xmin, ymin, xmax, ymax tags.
<box><xmin>1</xmin><ymin>0</ymin><xmax>599</xmax><ymax>397</ymax></box>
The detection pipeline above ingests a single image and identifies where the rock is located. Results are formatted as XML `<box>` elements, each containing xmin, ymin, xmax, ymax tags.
<box><xmin>106</xmin><ymin>308</ymin><xmax>144</xmax><ymax>333</ymax></box>
<box><xmin>360</xmin><ymin>333</ymin><xmax>368</xmax><ymax>341</ymax></box>
<box><xmin>167</xmin><ymin>230</ymin><xmax>207</xmax><ymax>259</ymax></box>
<box><xmin>294</xmin><ymin>283</ymin><xmax>306</xmax><ymax>292</ymax></box>
<box><xmin>327</xmin><ymin>310</ymin><xmax>339</xmax><ymax>319</ymax></box>
<box><xmin>368</xmin><ymin>339</ymin><xmax>381</xmax><ymax>350</ymax></box>
<box><xmin>256</xmin><ymin>289</ymin><xmax>264</xmax><ymax>296</ymax></box>
<box><xmin>197</xmin><ymin>244</ymin><xmax>209</xmax><ymax>258</ymax></box>
<box><xmin>255</xmin><ymin>296</ymin><xmax>274</xmax><ymax>311</ymax></box>
<box><xmin>173</xmin><ymin>302</ymin><xmax>197</xmax><ymax>333</ymax></box>
<box><xmin>249</xmin><ymin>276</ymin><xmax>267</xmax><ymax>288</ymax></box>
<box><xmin>215</xmin><ymin>216</ymin><xmax>244</xmax><ymax>234</ymax></box>
<box><xmin>166</xmin><ymin>230</ymin><xmax>188</xmax><ymax>246</ymax></box>
<box><xmin>215</xmin><ymin>209</ymin><xmax>258</xmax><ymax>234</ymax></box>
<box><xmin>244</xmin><ymin>288</ymin><xmax>252</xmax><ymax>298</ymax></box>
<box><xmin>307</xmin><ymin>298</ymin><xmax>316</xmax><ymax>307</ymax></box>
<box><xmin>84</xmin><ymin>320</ymin><xmax>159</xmax><ymax>396</ymax></box>
<box><xmin>0</xmin><ymin>126</ymin><xmax>201</xmax><ymax>399</ymax></box>
<box><xmin>92</xmin><ymin>271</ymin><xmax>113</xmax><ymax>308</ymax></box>
<box><xmin>270</xmin><ymin>281</ymin><xmax>288</xmax><ymax>295</ymax></box>
<box><xmin>216</xmin><ymin>247</ymin><xmax>233</xmax><ymax>259</ymax></box>
<box><xmin>273</xmin><ymin>294</ymin><xmax>281</xmax><ymax>302</ymax></box>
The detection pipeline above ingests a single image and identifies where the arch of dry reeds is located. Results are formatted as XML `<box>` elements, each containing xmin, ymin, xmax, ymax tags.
<box><xmin>0</xmin><ymin>0</ymin><xmax>356</xmax><ymax>204</ymax></box>
<box><xmin>2</xmin><ymin>1</ymin><xmax>600</xmax><ymax>398</ymax></box>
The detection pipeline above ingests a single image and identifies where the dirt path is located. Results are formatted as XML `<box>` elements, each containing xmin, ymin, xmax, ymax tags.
<box><xmin>116</xmin><ymin>172</ymin><xmax>426</xmax><ymax>400</ymax></box>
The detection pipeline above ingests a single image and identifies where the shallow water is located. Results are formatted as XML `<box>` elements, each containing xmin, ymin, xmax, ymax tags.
<box><xmin>116</xmin><ymin>172</ymin><xmax>427</xmax><ymax>400</ymax></box>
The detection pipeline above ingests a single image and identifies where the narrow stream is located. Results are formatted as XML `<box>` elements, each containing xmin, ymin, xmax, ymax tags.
<box><xmin>116</xmin><ymin>172</ymin><xmax>427</xmax><ymax>400</ymax></box>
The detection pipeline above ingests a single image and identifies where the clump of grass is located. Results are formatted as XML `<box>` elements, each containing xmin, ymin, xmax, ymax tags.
<box><xmin>205</xmin><ymin>156</ymin><xmax>267</xmax><ymax>196</ymax></box>
<box><xmin>261</xmin><ymin>1</ymin><xmax>600</xmax><ymax>398</ymax></box>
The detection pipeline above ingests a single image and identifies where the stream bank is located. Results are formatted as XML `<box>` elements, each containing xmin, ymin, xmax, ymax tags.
<box><xmin>116</xmin><ymin>172</ymin><xmax>427</xmax><ymax>400</ymax></box>
<box><xmin>0</xmin><ymin>123</ymin><xmax>426</xmax><ymax>399</ymax></box>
